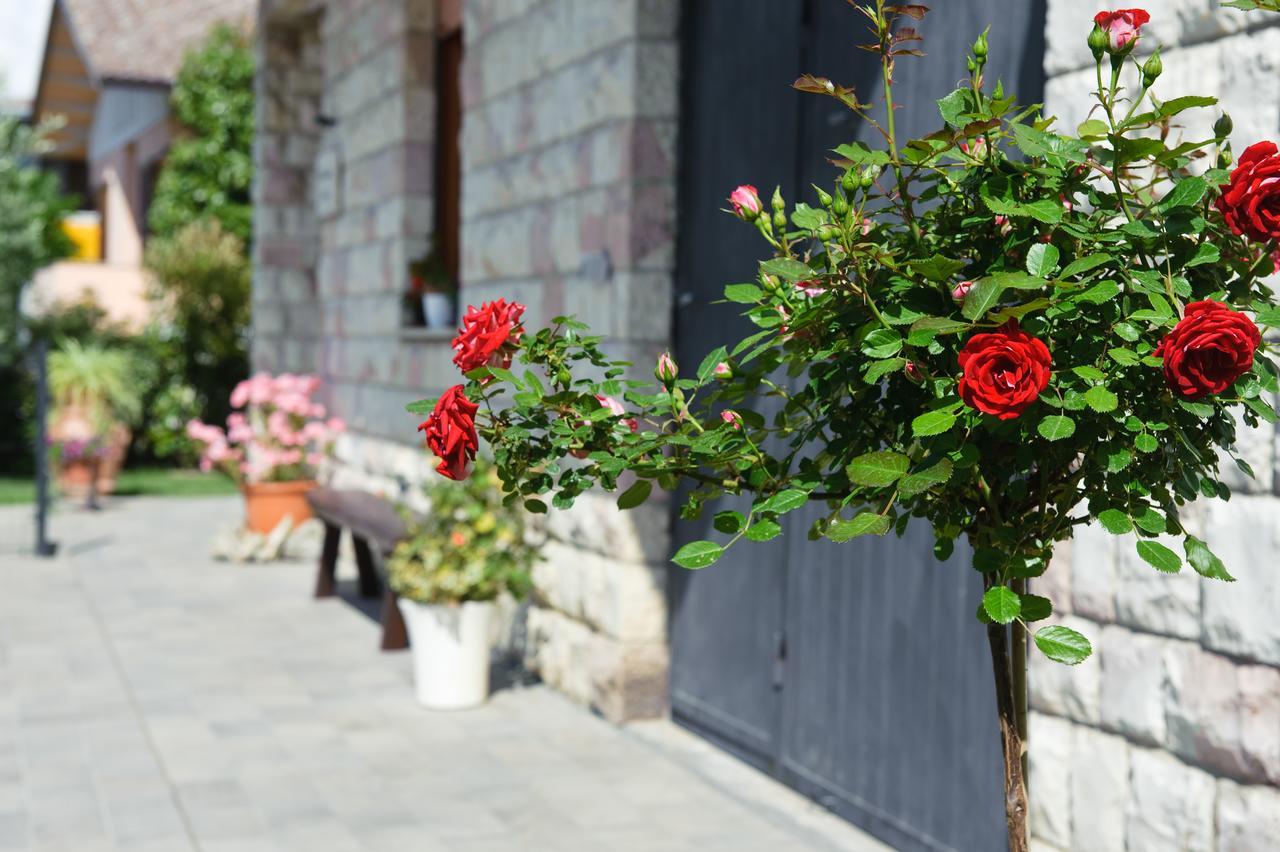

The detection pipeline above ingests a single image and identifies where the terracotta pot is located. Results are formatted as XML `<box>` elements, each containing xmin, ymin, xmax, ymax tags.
<box><xmin>95</xmin><ymin>424</ymin><xmax>131</xmax><ymax>496</ymax></box>
<box><xmin>242</xmin><ymin>480</ymin><xmax>318</xmax><ymax>534</ymax></box>
<box><xmin>58</xmin><ymin>458</ymin><xmax>99</xmax><ymax>498</ymax></box>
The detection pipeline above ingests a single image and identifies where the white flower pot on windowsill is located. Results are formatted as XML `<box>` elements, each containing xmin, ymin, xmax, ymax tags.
<box><xmin>397</xmin><ymin>598</ymin><xmax>493</xmax><ymax>709</ymax></box>
<box><xmin>421</xmin><ymin>292</ymin><xmax>456</xmax><ymax>329</ymax></box>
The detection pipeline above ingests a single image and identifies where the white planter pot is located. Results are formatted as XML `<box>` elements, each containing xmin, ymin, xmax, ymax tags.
<box><xmin>397</xmin><ymin>598</ymin><xmax>493</xmax><ymax>710</ymax></box>
<box><xmin>421</xmin><ymin>292</ymin><xmax>456</xmax><ymax>329</ymax></box>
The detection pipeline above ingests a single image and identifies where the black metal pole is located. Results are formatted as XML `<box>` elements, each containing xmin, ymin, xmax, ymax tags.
<box><xmin>33</xmin><ymin>336</ymin><xmax>56</xmax><ymax>557</ymax></box>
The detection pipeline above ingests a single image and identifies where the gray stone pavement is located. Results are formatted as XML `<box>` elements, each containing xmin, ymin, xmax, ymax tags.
<box><xmin>0</xmin><ymin>496</ymin><xmax>888</xmax><ymax>852</ymax></box>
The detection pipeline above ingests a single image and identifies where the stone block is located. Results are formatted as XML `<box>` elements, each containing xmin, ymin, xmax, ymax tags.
<box><xmin>1202</xmin><ymin>496</ymin><xmax>1280</xmax><ymax>666</ymax></box>
<box><xmin>1028</xmin><ymin>712</ymin><xmax>1073</xmax><ymax>850</ymax></box>
<box><xmin>1164</xmin><ymin>642</ymin><xmax>1258</xmax><ymax>782</ymax></box>
<box><xmin>1030</xmin><ymin>616</ymin><xmax>1101</xmax><ymax>725</ymax></box>
<box><xmin>1238</xmin><ymin>664</ymin><xmax>1280</xmax><ymax>786</ymax></box>
<box><xmin>544</xmin><ymin>492</ymin><xmax>670</xmax><ymax>566</ymax></box>
<box><xmin>530</xmin><ymin>541</ymin><xmax>667</xmax><ymax>643</ymax></box>
<box><xmin>1215</xmin><ymin>778</ymin><xmax>1280</xmax><ymax>852</ymax></box>
<box><xmin>1099</xmin><ymin>624</ymin><xmax>1166</xmax><ymax>746</ymax></box>
<box><xmin>1070</xmin><ymin>525</ymin><xmax>1115</xmax><ymax>622</ymax></box>
<box><xmin>1069</xmin><ymin>727</ymin><xmax>1128</xmax><ymax>852</ymax></box>
<box><xmin>1036</xmin><ymin>541</ymin><xmax>1072</xmax><ymax>617</ymax></box>
<box><xmin>1112</xmin><ymin>529</ymin><xmax>1201</xmax><ymax>641</ymax></box>
<box><xmin>1125</xmin><ymin>747</ymin><xmax>1215</xmax><ymax>852</ymax></box>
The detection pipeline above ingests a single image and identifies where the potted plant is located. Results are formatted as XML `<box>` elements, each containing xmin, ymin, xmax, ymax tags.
<box><xmin>48</xmin><ymin>436</ymin><xmax>108</xmax><ymax>498</ymax></box>
<box><xmin>47</xmin><ymin>339</ymin><xmax>142</xmax><ymax>497</ymax></box>
<box><xmin>186</xmin><ymin>372</ymin><xmax>346</xmax><ymax>533</ymax></box>
<box><xmin>387</xmin><ymin>460</ymin><xmax>536</xmax><ymax>710</ymax></box>
<box><xmin>408</xmin><ymin>237</ymin><xmax>457</xmax><ymax>329</ymax></box>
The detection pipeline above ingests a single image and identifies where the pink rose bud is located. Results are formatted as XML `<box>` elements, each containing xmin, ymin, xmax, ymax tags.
<box><xmin>728</xmin><ymin>184</ymin><xmax>762</xmax><ymax>219</ymax></box>
<box><xmin>994</xmin><ymin>214</ymin><xmax>1012</xmax><ymax>236</ymax></box>
<box><xmin>1059</xmin><ymin>193</ymin><xmax>1073</xmax><ymax>213</ymax></box>
<box><xmin>795</xmin><ymin>280</ymin><xmax>826</xmax><ymax>298</ymax></box>
<box><xmin>595</xmin><ymin>395</ymin><xmax>638</xmax><ymax>433</ymax></box>
<box><xmin>861</xmin><ymin>217</ymin><xmax>874</xmax><ymax>236</ymax></box>
<box><xmin>721</xmin><ymin>410</ymin><xmax>743</xmax><ymax>430</ymax></box>
<box><xmin>905</xmin><ymin>361</ymin><xmax>924</xmax><ymax>382</ymax></box>
<box><xmin>1094</xmin><ymin>8</ymin><xmax>1150</xmax><ymax>53</ymax></box>
<box><xmin>952</xmin><ymin>281</ymin><xmax>975</xmax><ymax>301</ymax></box>
<box><xmin>656</xmin><ymin>351</ymin><xmax>678</xmax><ymax>384</ymax></box>
<box><xmin>713</xmin><ymin>361</ymin><xmax>732</xmax><ymax>379</ymax></box>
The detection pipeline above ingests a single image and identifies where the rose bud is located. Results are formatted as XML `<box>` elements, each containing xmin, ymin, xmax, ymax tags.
<box><xmin>713</xmin><ymin>361</ymin><xmax>733</xmax><ymax>380</ymax></box>
<box><xmin>972</xmin><ymin>30</ymin><xmax>988</xmax><ymax>61</ymax></box>
<box><xmin>841</xmin><ymin>170</ymin><xmax>857</xmax><ymax>194</ymax></box>
<box><xmin>994</xmin><ymin>214</ymin><xmax>1012</xmax><ymax>236</ymax></box>
<box><xmin>904</xmin><ymin>361</ymin><xmax>925</xmax><ymax>383</ymax></box>
<box><xmin>656</xmin><ymin>351</ymin><xmax>678</xmax><ymax>384</ymax></box>
<box><xmin>1093</xmin><ymin>8</ymin><xmax>1150</xmax><ymax>54</ymax></box>
<box><xmin>771</xmin><ymin>186</ymin><xmax>785</xmax><ymax>212</ymax></box>
<box><xmin>721</xmin><ymin>410</ymin><xmax>743</xmax><ymax>430</ymax></box>
<box><xmin>815</xmin><ymin>186</ymin><xmax>834</xmax><ymax>208</ymax></box>
<box><xmin>952</xmin><ymin>280</ymin><xmax>975</xmax><ymax>301</ymax></box>
<box><xmin>1142</xmin><ymin>49</ymin><xmax>1162</xmax><ymax>87</ymax></box>
<box><xmin>1214</xmin><ymin>113</ymin><xmax>1233</xmax><ymax>140</ymax></box>
<box><xmin>728</xmin><ymin>184</ymin><xmax>762</xmax><ymax>219</ymax></box>
<box><xmin>1087</xmin><ymin>23</ymin><xmax>1108</xmax><ymax>61</ymax></box>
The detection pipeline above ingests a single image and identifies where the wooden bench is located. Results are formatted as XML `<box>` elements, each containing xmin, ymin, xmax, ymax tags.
<box><xmin>306</xmin><ymin>487</ymin><xmax>415</xmax><ymax>651</ymax></box>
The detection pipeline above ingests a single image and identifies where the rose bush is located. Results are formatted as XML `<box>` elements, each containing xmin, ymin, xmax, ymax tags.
<box><xmin>409</xmin><ymin>3</ymin><xmax>1280</xmax><ymax>847</ymax></box>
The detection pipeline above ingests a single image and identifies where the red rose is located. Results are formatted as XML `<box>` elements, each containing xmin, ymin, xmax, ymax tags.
<box><xmin>418</xmin><ymin>384</ymin><xmax>479</xmax><ymax>480</ymax></box>
<box><xmin>1215</xmin><ymin>141</ymin><xmax>1280</xmax><ymax>243</ymax></box>
<box><xmin>958</xmin><ymin>321</ymin><xmax>1052</xmax><ymax>420</ymax></box>
<box><xmin>1093</xmin><ymin>8</ymin><xmax>1150</xmax><ymax>52</ymax></box>
<box><xmin>1155</xmin><ymin>301</ymin><xmax>1260</xmax><ymax>399</ymax></box>
<box><xmin>452</xmin><ymin>299</ymin><xmax>525</xmax><ymax>374</ymax></box>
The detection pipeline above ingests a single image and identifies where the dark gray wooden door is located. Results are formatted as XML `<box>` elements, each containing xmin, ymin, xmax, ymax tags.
<box><xmin>670</xmin><ymin>2</ymin><xmax>1047</xmax><ymax>850</ymax></box>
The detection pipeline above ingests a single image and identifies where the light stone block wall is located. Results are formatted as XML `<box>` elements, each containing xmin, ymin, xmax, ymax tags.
<box><xmin>252</xmin><ymin>0</ymin><xmax>679</xmax><ymax>722</ymax></box>
<box><xmin>1033</xmin><ymin>3</ymin><xmax>1280</xmax><ymax>850</ymax></box>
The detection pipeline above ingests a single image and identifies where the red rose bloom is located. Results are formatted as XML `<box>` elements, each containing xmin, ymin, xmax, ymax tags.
<box><xmin>958</xmin><ymin>321</ymin><xmax>1052</xmax><ymax>420</ymax></box>
<box><xmin>1155</xmin><ymin>301</ymin><xmax>1260</xmax><ymax>399</ymax></box>
<box><xmin>452</xmin><ymin>299</ymin><xmax>525</xmax><ymax>373</ymax></box>
<box><xmin>1215</xmin><ymin>141</ymin><xmax>1280</xmax><ymax>243</ymax></box>
<box><xmin>1093</xmin><ymin>9</ymin><xmax>1150</xmax><ymax>52</ymax></box>
<box><xmin>418</xmin><ymin>384</ymin><xmax>479</xmax><ymax>480</ymax></box>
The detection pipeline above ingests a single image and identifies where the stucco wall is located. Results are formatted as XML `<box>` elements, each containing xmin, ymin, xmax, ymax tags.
<box><xmin>251</xmin><ymin>0</ymin><xmax>679</xmax><ymax>721</ymax></box>
<box><xmin>1031</xmin><ymin>3</ymin><xmax>1280</xmax><ymax>850</ymax></box>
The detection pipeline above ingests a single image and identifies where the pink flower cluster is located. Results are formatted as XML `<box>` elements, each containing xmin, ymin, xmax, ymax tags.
<box><xmin>187</xmin><ymin>373</ymin><xmax>346</xmax><ymax>484</ymax></box>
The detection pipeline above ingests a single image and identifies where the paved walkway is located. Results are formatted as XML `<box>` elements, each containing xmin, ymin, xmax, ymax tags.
<box><xmin>0</xmin><ymin>497</ymin><xmax>886</xmax><ymax>852</ymax></box>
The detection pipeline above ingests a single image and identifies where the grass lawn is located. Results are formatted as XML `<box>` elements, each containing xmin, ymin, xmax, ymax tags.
<box><xmin>0</xmin><ymin>468</ymin><xmax>237</xmax><ymax>505</ymax></box>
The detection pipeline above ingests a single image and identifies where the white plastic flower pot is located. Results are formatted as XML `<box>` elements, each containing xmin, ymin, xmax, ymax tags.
<box><xmin>397</xmin><ymin>598</ymin><xmax>493</xmax><ymax>710</ymax></box>
<box><xmin>421</xmin><ymin>292</ymin><xmax>456</xmax><ymax>329</ymax></box>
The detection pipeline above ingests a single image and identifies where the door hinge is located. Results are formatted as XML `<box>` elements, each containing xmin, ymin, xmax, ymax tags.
<box><xmin>772</xmin><ymin>629</ymin><xmax>787</xmax><ymax>690</ymax></box>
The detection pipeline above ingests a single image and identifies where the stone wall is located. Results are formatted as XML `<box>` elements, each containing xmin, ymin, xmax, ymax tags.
<box><xmin>1031</xmin><ymin>3</ymin><xmax>1280</xmax><ymax>849</ymax></box>
<box><xmin>252</xmin><ymin>0</ymin><xmax>680</xmax><ymax>721</ymax></box>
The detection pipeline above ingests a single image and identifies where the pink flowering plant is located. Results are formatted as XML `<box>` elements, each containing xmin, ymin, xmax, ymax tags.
<box><xmin>408</xmin><ymin>4</ymin><xmax>1280</xmax><ymax>847</ymax></box>
<box><xmin>187</xmin><ymin>372</ymin><xmax>345</xmax><ymax>483</ymax></box>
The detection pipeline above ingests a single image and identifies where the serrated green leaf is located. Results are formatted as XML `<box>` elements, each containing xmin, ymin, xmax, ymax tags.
<box><xmin>1025</xmin><ymin>243</ymin><xmax>1060</xmax><ymax>278</ymax></box>
<box><xmin>899</xmin><ymin>459</ymin><xmax>954</xmax><ymax>496</ymax></box>
<box><xmin>760</xmin><ymin>258</ymin><xmax>813</xmax><ymax>282</ymax></box>
<box><xmin>523</xmin><ymin>499</ymin><xmax>547</xmax><ymax>514</ymax></box>
<box><xmin>912</xmin><ymin>409</ymin><xmax>957</xmax><ymax>437</ymax></box>
<box><xmin>826</xmin><ymin>512</ymin><xmax>891</xmax><ymax>542</ymax></box>
<box><xmin>791</xmin><ymin>203</ymin><xmax>827</xmax><ymax>231</ymax></box>
<box><xmin>713</xmin><ymin>511</ymin><xmax>744</xmax><ymax>535</ymax></box>
<box><xmin>405</xmin><ymin>398</ymin><xmax>437</xmax><ymax>415</ymax></box>
<box><xmin>1060</xmin><ymin>252</ymin><xmax>1112</xmax><ymax>279</ymax></box>
<box><xmin>1133</xmin><ymin>506</ymin><xmax>1167</xmax><ymax>535</ymax></box>
<box><xmin>1135</xmin><ymin>433</ymin><xmax>1159</xmax><ymax>453</ymax></box>
<box><xmin>1097</xmin><ymin>509</ymin><xmax>1133</xmax><ymax>535</ymax></box>
<box><xmin>1073</xmin><ymin>366</ymin><xmax>1107</xmax><ymax>383</ymax></box>
<box><xmin>833</xmin><ymin>141</ymin><xmax>891</xmax><ymax>166</ymax></box>
<box><xmin>1106</xmin><ymin>448</ymin><xmax>1133</xmax><ymax>472</ymax></box>
<box><xmin>1034</xmin><ymin>625</ymin><xmax>1093</xmax><ymax>665</ymax></box>
<box><xmin>724</xmin><ymin>283</ymin><xmax>763</xmax><ymax>304</ymax></box>
<box><xmin>962</xmin><ymin>278</ymin><xmax>1006</xmax><ymax>320</ymax></box>
<box><xmin>861</xmin><ymin>328</ymin><xmax>903</xmax><ymax>358</ymax></box>
<box><xmin>1135</xmin><ymin>540</ymin><xmax>1181</xmax><ymax>573</ymax></box>
<box><xmin>616</xmin><ymin>479</ymin><xmax>652</xmax><ymax>510</ymax></box>
<box><xmin>1154</xmin><ymin>95</ymin><xmax>1217</xmax><ymax>119</ymax></box>
<box><xmin>1020</xmin><ymin>594</ymin><xmax>1053</xmax><ymax>622</ymax></box>
<box><xmin>1244</xmin><ymin>395</ymin><xmax>1278</xmax><ymax>423</ymax></box>
<box><xmin>1085</xmin><ymin>385</ymin><xmax>1119</xmax><ymax>412</ymax></box>
<box><xmin>864</xmin><ymin>358</ymin><xmax>908</xmax><ymax>383</ymax></box>
<box><xmin>1157</xmin><ymin>177</ymin><xmax>1208</xmax><ymax>212</ymax></box>
<box><xmin>846</xmin><ymin>451</ymin><xmax>911</xmax><ymax>487</ymax></box>
<box><xmin>761</xmin><ymin>489</ymin><xmax>809</xmax><ymax>515</ymax></box>
<box><xmin>907</xmin><ymin>254</ymin><xmax>969</xmax><ymax>282</ymax></box>
<box><xmin>1077</xmin><ymin>119</ymin><xmax>1109</xmax><ymax>138</ymax></box>
<box><xmin>697</xmin><ymin>346</ymin><xmax>729</xmax><ymax>381</ymax></box>
<box><xmin>1038</xmin><ymin>415</ymin><xmax>1076</xmax><ymax>441</ymax></box>
<box><xmin>1184</xmin><ymin>535</ymin><xmax>1235</xmax><ymax>581</ymax></box>
<box><xmin>672</xmin><ymin>540</ymin><xmax>724</xmax><ymax>570</ymax></box>
<box><xmin>745</xmin><ymin>520</ymin><xmax>782</xmax><ymax>542</ymax></box>
<box><xmin>983</xmin><ymin>586</ymin><xmax>1021</xmax><ymax>624</ymax></box>
<box><xmin>1185</xmin><ymin>243</ymin><xmax>1220</xmax><ymax>269</ymax></box>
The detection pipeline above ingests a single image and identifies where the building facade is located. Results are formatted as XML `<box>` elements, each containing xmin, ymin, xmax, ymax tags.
<box><xmin>251</xmin><ymin>1</ymin><xmax>1280</xmax><ymax>849</ymax></box>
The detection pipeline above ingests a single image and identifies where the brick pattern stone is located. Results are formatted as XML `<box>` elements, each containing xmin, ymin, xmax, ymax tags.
<box><xmin>1033</xmin><ymin>3</ymin><xmax>1280</xmax><ymax>847</ymax></box>
<box><xmin>252</xmin><ymin>0</ymin><xmax>680</xmax><ymax>722</ymax></box>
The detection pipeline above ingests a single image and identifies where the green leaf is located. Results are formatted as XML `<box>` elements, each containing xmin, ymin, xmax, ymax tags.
<box><xmin>1025</xmin><ymin>243</ymin><xmax>1060</xmax><ymax>278</ymax></box>
<box><xmin>962</xmin><ymin>278</ymin><xmax>1006</xmax><ymax>320</ymax></box>
<box><xmin>1184</xmin><ymin>535</ymin><xmax>1235</xmax><ymax>581</ymax></box>
<box><xmin>1185</xmin><ymin>243</ymin><xmax>1220</xmax><ymax>269</ymax></box>
<box><xmin>672</xmin><ymin>540</ymin><xmax>724</xmax><ymax>570</ymax></box>
<box><xmin>489</xmin><ymin>367</ymin><xmax>521</xmax><ymax>387</ymax></box>
<box><xmin>1136</xmin><ymin>540</ymin><xmax>1182</xmax><ymax>574</ymax></box>
<box><xmin>1073</xmin><ymin>366</ymin><xmax>1107</xmax><ymax>383</ymax></box>
<box><xmin>1021</xmin><ymin>199</ymin><xmax>1065</xmax><ymax>224</ymax></box>
<box><xmin>861</xmin><ymin>328</ymin><xmax>903</xmax><ymax>358</ymax></box>
<box><xmin>405</xmin><ymin>398</ymin><xmax>436</xmax><ymax>415</ymax></box>
<box><xmin>826</xmin><ymin>512</ymin><xmax>891</xmax><ymax>542</ymax></box>
<box><xmin>616</xmin><ymin>479</ymin><xmax>652</xmax><ymax>510</ymax></box>
<box><xmin>760</xmin><ymin>258</ymin><xmax>814</xmax><ymax>283</ymax></box>
<box><xmin>1034</xmin><ymin>625</ymin><xmax>1093</xmax><ymax>665</ymax></box>
<box><xmin>1133</xmin><ymin>506</ymin><xmax>1167</xmax><ymax>535</ymax></box>
<box><xmin>1038</xmin><ymin>415</ymin><xmax>1076</xmax><ymax>441</ymax></box>
<box><xmin>697</xmin><ymin>346</ymin><xmax>729</xmax><ymax>381</ymax></box>
<box><xmin>982</xmin><ymin>586</ymin><xmax>1021</xmax><ymax>624</ymax></box>
<box><xmin>912</xmin><ymin>409</ymin><xmax>957</xmax><ymax>437</ymax></box>
<box><xmin>761</xmin><ymin>489</ymin><xmax>809</xmax><ymax>515</ymax></box>
<box><xmin>833</xmin><ymin>141</ymin><xmax>891</xmax><ymax>166</ymax></box>
<box><xmin>1244</xmin><ymin>395</ymin><xmax>1278</xmax><ymax>423</ymax></box>
<box><xmin>791</xmin><ymin>203</ymin><xmax>827</xmax><ymax>231</ymax></box>
<box><xmin>899</xmin><ymin>459</ymin><xmax>954</xmax><ymax>496</ymax></box>
<box><xmin>1097</xmin><ymin>509</ymin><xmax>1133</xmax><ymax>535</ymax></box>
<box><xmin>745</xmin><ymin>519</ymin><xmax>783</xmax><ymax>542</ymax></box>
<box><xmin>847</xmin><ymin>451</ymin><xmax>911</xmax><ymax>487</ymax></box>
<box><xmin>1106</xmin><ymin>448</ymin><xmax>1133</xmax><ymax>472</ymax></box>
<box><xmin>907</xmin><ymin>317</ymin><xmax>970</xmax><ymax>345</ymax></box>
<box><xmin>724</xmin><ymin>283</ymin><xmax>763</xmax><ymax>303</ymax></box>
<box><xmin>864</xmin><ymin>358</ymin><xmax>907</xmax><ymax>383</ymax></box>
<box><xmin>908</xmin><ymin>254</ymin><xmax>969</xmax><ymax>282</ymax></box>
<box><xmin>523</xmin><ymin>499</ymin><xmax>548</xmax><ymax>514</ymax></box>
<box><xmin>1157</xmin><ymin>177</ymin><xmax>1208</xmax><ymax>212</ymax></box>
<box><xmin>713</xmin><ymin>511</ymin><xmax>744</xmax><ymax>535</ymax></box>
<box><xmin>1254</xmin><ymin>307</ymin><xmax>1280</xmax><ymax>327</ymax></box>
<box><xmin>1020</xmin><ymin>594</ymin><xmax>1053</xmax><ymax>622</ymax></box>
<box><xmin>937</xmin><ymin>88</ymin><xmax>975</xmax><ymax>127</ymax></box>
<box><xmin>1060</xmin><ymin>253</ymin><xmax>1112</xmax><ymax>279</ymax></box>
<box><xmin>1077</xmin><ymin>119</ymin><xmax>1109</xmax><ymax>138</ymax></box>
<box><xmin>1084</xmin><ymin>385</ymin><xmax>1119</xmax><ymax>413</ymax></box>
<box><xmin>1135</xmin><ymin>433</ymin><xmax>1159</xmax><ymax>453</ymax></box>
<box><xmin>1154</xmin><ymin>95</ymin><xmax>1217</xmax><ymax>119</ymax></box>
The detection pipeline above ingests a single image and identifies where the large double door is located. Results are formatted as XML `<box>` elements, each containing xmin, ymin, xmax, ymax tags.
<box><xmin>669</xmin><ymin>2</ymin><xmax>1047</xmax><ymax>850</ymax></box>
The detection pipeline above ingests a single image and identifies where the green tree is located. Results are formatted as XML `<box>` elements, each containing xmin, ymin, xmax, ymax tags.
<box><xmin>147</xmin><ymin>24</ymin><xmax>255</xmax><ymax>243</ymax></box>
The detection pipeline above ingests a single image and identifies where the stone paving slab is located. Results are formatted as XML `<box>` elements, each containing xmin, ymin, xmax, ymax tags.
<box><xmin>0</xmin><ymin>497</ymin><xmax>887</xmax><ymax>852</ymax></box>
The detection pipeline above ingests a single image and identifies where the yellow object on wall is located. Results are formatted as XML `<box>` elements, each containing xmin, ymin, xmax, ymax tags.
<box><xmin>62</xmin><ymin>212</ymin><xmax>102</xmax><ymax>262</ymax></box>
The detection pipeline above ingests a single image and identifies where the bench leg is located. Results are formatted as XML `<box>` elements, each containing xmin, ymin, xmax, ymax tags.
<box><xmin>352</xmin><ymin>535</ymin><xmax>382</xmax><ymax>598</ymax></box>
<box><xmin>314</xmin><ymin>522</ymin><xmax>341</xmax><ymax>598</ymax></box>
<box><xmin>380</xmin><ymin>588</ymin><xmax>408</xmax><ymax>651</ymax></box>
